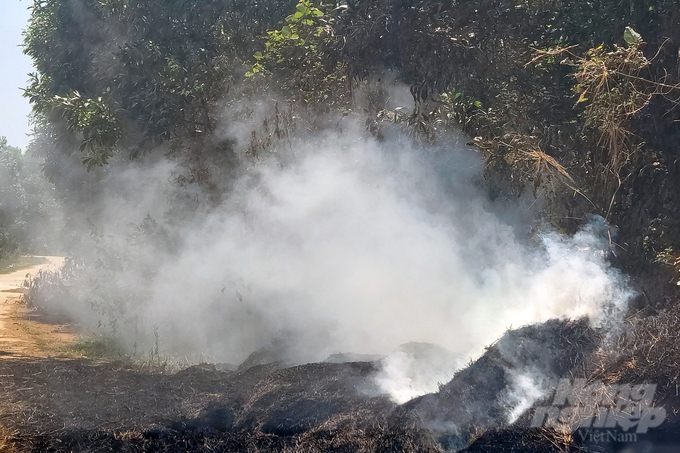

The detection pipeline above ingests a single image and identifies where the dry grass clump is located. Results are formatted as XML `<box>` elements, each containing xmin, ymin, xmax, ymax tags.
<box><xmin>587</xmin><ymin>302</ymin><xmax>680</xmax><ymax>390</ymax></box>
<box><xmin>572</xmin><ymin>42</ymin><xmax>651</xmax><ymax>173</ymax></box>
<box><xmin>285</xmin><ymin>408</ymin><xmax>387</xmax><ymax>453</ymax></box>
<box><xmin>530</xmin><ymin>31</ymin><xmax>680</xmax><ymax>176</ymax></box>
<box><xmin>471</xmin><ymin>133</ymin><xmax>587</xmax><ymax>208</ymax></box>
<box><xmin>462</xmin><ymin>426</ymin><xmax>575</xmax><ymax>452</ymax></box>
<box><xmin>473</xmin><ymin>134</ymin><xmax>572</xmax><ymax>183</ymax></box>
<box><xmin>568</xmin><ymin>306</ymin><xmax>680</xmax><ymax>444</ymax></box>
<box><xmin>523</xmin><ymin>30</ymin><xmax>680</xmax><ymax>225</ymax></box>
<box><xmin>529</xmin><ymin>38</ymin><xmax>652</xmax><ymax>173</ymax></box>
<box><xmin>0</xmin><ymin>426</ymin><xmax>19</xmax><ymax>453</ymax></box>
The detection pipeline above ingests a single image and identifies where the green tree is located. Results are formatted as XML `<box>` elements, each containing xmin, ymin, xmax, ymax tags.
<box><xmin>247</xmin><ymin>0</ymin><xmax>347</xmax><ymax>107</ymax></box>
<box><xmin>0</xmin><ymin>137</ymin><xmax>59</xmax><ymax>259</ymax></box>
<box><xmin>23</xmin><ymin>0</ymin><xmax>298</xmax><ymax>168</ymax></box>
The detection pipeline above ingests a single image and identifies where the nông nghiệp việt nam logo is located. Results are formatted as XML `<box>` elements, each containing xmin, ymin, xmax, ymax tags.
<box><xmin>531</xmin><ymin>379</ymin><xmax>666</xmax><ymax>434</ymax></box>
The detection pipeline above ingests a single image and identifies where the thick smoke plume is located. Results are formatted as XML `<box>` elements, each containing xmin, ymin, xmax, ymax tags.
<box><xmin>41</xmin><ymin>114</ymin><xmax>632</xmax><ymax>403</ymax></box>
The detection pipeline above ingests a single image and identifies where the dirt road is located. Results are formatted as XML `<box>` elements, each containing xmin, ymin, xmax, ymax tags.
<box><xmin>0</xmin><ymin>256</ymin><xmax>76</xmax><ymax>358</ymax></box>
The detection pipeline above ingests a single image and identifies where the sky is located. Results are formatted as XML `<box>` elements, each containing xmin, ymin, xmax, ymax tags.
<box><xmin>0</xmin><ymin>1</ymin><xmax>34</xmax><ymax>150</ymax></box>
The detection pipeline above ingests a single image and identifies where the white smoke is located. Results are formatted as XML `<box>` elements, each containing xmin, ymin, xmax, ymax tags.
<box><xmin>45</xmin><ymin>114</ymin><xmax>632</xmax><ymax>404</ymax></box>
<box><xmin>375</xmin><ymin>215</ymin><xmax>632</xmax><ymax>403</ymax></box>
<box><xmin>144</xmin><ymin>122</ymin><xmax>630</xmax><ymax>363</ymax></box>
<box><xmin>500</xmin><ymin>367</ymin><xmax>553</xmax><ymax>424</ymax></box>
<box><xmin>375</xmin><ymin>342</ymin><xmax>463</xmax><ymax>404</ymax></box>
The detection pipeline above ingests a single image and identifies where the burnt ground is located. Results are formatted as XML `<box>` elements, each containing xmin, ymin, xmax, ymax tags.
<box><xmin>3</xmin><ymin>261</ymin><xmax>680</xmax><ymax>452</ymax></box>
<box><xmin>0</xmin><ymin>358</ymin><xmax>400</xmax><ymax>453</ymax></box>
<box><xmin>2</xmin><ymin>318</ymin><xmax>678</xmax><ymax>453</ymax></box>
<box><xmin>0</xmin><ymin>325</ymin><xmax>679</xmax><ymax>452</ymax></box>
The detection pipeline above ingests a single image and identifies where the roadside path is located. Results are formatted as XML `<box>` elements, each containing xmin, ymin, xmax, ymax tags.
<box><xmin>0</xmin><ymin>257</ymin><xmax>73</xmax><ymax>358</ymax></box>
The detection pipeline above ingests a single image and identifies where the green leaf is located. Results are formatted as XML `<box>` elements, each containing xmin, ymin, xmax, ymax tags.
<box><xmin>623</xmin><ymin>26</ymin><xmax>643</xmax><ymax>48</ymax></box>
<box><xmin>281</xmin><ymin>25</ymin><xmax>292</xmax><ymax>38</ymax></box>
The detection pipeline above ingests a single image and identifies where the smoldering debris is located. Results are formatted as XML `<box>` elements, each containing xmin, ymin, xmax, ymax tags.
<box><xmin>6</xmin><ymin>316</ymin><xmax>675</xmax><ymax>453</ymax></box>
<box><xmin>398</xmin><ymin>319</ymin><xmax>598</xmax><ymax>450</ymax></box>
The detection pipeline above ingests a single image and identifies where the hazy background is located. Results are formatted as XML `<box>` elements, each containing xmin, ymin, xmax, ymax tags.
<box><xmin>0</xmin><ymin>1</ymin><xmax>33</xmax><ymax>150</ymax></box>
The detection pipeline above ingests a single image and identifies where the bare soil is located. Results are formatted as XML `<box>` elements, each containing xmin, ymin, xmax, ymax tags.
<box><xmin>0</xmin><ymin>257</ymin><xmax>76</xmax><ymax>360</ymax></box>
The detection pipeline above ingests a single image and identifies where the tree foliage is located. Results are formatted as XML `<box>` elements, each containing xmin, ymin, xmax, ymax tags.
<box><xmin>20</xmin><ymin>0</ymin><xmax>680</xmax><ymax>303</ymax></box>
<box><xmin>246</xmin><ymin>0</ymin><xmax>348</xmax><ymax>107</ymax></box>
<box><xmin>23</xmin><ymin>0</ymin><xmax>298</xmax><ymax>167</ymax></box>
<box><xmin>0</xmin><ymin>137</ymin><xmax>60</xmax><ymax>259</ymax></box>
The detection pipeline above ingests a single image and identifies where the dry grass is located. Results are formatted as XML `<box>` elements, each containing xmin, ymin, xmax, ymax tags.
<box><xmin>0</xmin><ymin>426</ymin><xmax>19</xmax><ymax>453</ymax></box>
<box><xmin>463</xmin><ymin>426</ymin><xmax>576</xmax><ymax>452</ymax></box>
<box><xmin>471</xmin><ymin>133</ymin><xmax>593</xmax><ymax>209</ymax></box>
<box><xmin>472</xmin><ymin>133</ymin><xmax>573</xmax><ymax>180</ymax></box>
<box><xmin>529</xmin><ymin>38</ymin><xmax>680</xmax><ymax>176</ymax></box>
<box><xmin>589</xmin><ymin>303</ymin><xmax>680</xmax><ymax>387</ymax></box>
<box><xmin>286</xmin><ymin>408</ymin><xmax>387</xmax><ymax>453</ymax></box>
<box><xmin>572</xmin><ymin>43</ymin><xmax>651</xmax><ymax>173</ymax></box>
<box><xmin>523</xmin><ymin>36</ymin><xmax>680</xmax><ymax>223</ymax></box>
